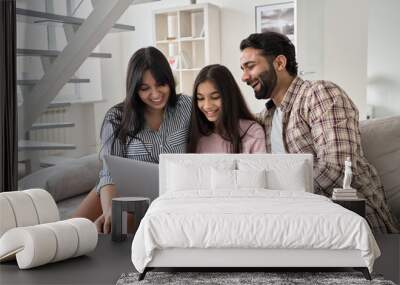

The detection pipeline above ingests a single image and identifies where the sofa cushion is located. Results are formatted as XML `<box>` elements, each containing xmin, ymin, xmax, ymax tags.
<box><xmin>359</xmin><ymin>116</ymin><xmax>400</xmax><ymax>220</ymax></box>
<box><xmin>19</xmin><ymin>154</ymin><xmax>101</xmax><ymax>202</ymax></box>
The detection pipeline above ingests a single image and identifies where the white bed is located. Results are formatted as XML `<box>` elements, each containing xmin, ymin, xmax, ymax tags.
<box><xmin>131</xmin><ymin>154</ymin><xmax>380</xmax><ymax>280</ymax></box>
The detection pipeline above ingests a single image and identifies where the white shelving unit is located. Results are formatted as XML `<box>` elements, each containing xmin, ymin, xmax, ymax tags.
<box><xmin>153</xmin><ymin>3</ymin><xmax>220</xmax><ymax>96</ymax></box>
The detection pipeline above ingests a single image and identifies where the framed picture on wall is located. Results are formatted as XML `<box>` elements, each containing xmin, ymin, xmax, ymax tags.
<box><xmin>255</xmin><ymin>2</ymin><xmax>295</xmax><ymax>44</ymax></box>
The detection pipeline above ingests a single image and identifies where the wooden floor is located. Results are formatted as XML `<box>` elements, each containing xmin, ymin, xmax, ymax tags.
<box><xmin>0</xmin><ymin>235</ymin><xmax>134</xmax><ymax>285</ymax></box>
<box><xmin>373</xmin><ymin>234</ymin><xmax>400</xmax><ymax>284</ymax></box>
<box><xmin>0</xmin><ymin>234</ymin><xmax>398</xmax><ymax>285</ymax></box>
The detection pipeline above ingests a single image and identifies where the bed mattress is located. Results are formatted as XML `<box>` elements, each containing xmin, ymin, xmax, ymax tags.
<box><xmin>131</xmin><ymin>190</ymin><xmax>380</xmax><ymax>273</ymax></box>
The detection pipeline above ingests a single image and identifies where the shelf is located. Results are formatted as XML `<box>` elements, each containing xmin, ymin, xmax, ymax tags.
<box><xmin>154</xmin><ymin>3</ymin><xmax>220</xmax><ymax>96</ymax></box>
<box><xmin>179</xmin><ymin>9</ymin><xmax>204</xmax><ymax>38</ymax></box>
<box><xmin>180</xmin><ymin>37</ymin><xmax>205</xmax><ymax>42</ymax></box>
<box><xmin>176</xmin><ymin>68</ymin><xmax>202</xmax><ymax>72</ymax></box>
<box><xmin>18</xmin><ymin>78</ymin><xmax>90</xmax><ymax>86</ymax></box>
<box><xmin>16</xmin><ymin>8</ymin><xmax>135</xmax><ymax>33</ymax></box>
<box><xmin>18</xmin><ymin>140</ymin><xmax>76</xmax><ymax>151</ymax></box>
<box><xmin>156</xmin><ymin>39</ymin><xmax>178</xmax><ymax>44</ymax></box>
<box><xmin>17</xmin><ymin>48</ymin><xmax>112</xmax><ymax>58</ymax></box>
<box><xmin>156</xmin><ymin>37</ymin><xmax>204</xmax><ymax>44</ymax></box>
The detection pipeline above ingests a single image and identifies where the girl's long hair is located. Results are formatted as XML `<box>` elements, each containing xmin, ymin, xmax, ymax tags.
<box><xmin>187</xmin><ymin>64</ymin><xmax>255</xmax><ymax>153</ymax></box>
<box><xmin>101</xmin><ymin>47</ymin><xmax>177</xmax><ymax>155</ymax></box>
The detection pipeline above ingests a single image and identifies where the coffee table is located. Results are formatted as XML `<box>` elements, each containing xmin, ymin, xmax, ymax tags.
<box><xmin>0</xmin><ymin>235</ymin><xmax>133</xmax><ymax>284</ymax></box>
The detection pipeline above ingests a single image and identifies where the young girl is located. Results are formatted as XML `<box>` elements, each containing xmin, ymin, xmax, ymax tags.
<box><xmin>73</xmin><ymin>47</ymin><xmax>192</xmax><ymax>233</ymax></box>
<box><xmin>188</xmin><ymin>64</ymin><xmax>266</xmax><ymax>153</ymax></box>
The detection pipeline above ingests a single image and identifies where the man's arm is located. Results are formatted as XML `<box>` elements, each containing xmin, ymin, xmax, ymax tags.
<box><xmin>305</xmin><ymin>82</ymin><xmax>361</xmax><ymax>196</ymax></box>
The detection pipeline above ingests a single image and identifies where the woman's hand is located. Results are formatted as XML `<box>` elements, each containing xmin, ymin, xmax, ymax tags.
<box><xmin>97</xmin><ymin>185</ymin><xmax>117</xmax><ymax>234</ymax></box>
<box><xmin>94</xmin><ymin>209</ymin><xmax>112</xmax><ymax>234</ymax></box>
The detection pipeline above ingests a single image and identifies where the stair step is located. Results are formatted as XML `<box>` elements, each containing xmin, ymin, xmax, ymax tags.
<box><xmin>47</xmin><ymin>102</ymin><xmax>72</xmax><ymax>109</ymax></box>
<box><xmin>31</xmin><ymin>122</ymin><xmax>75</xmax><ymax>130</ymax></box>
<box><xmin>18</xmin><ymin>78</ymin><xmax>90</xmax><ymax>86</ymax></box>
<box><xmin>17</xmin><ymin>48</ymin><xmax>112</xmax><ymax>58</ymax></box>
<box><xmin>40</xmin><ymin>155</ymin><xmax>78</xmax><ymax>167</ymax></box>
<box><xmin>131</xmin><ymin>0</ymin><xmax>162</xmax><ymax>5</ymax></box>
<box><xmin>18</xmin><ymin>140</ymin><xmax>76</xmax><ymax>151</ymax></box>
<box><xmin>16</xmin><ymin>8</ymin><xmax>135</xmax><ymax>33</ymax></box>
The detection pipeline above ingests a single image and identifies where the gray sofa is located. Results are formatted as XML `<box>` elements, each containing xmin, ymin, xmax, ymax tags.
<box><xmin>359</xmin><ymin>115</ymin><xmax>400</xmax><ymax>221</ymax></box>
<box><xmin>19</xmin><ymin>154</ymin><xmax>102</xmax><ymax>219</ymax></box>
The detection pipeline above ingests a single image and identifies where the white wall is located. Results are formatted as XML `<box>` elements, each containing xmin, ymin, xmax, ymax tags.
<box><xmin>322</xmin><ymin>0</ymin><xmax>368</xmax><ymax>120</ymax></box>
<box><xmin>367</xmin><ymin>0</ymin><xmax>400</xmax><ymax>118</ymax></box>
<box><xmin>94</xmin><ymin>33</ymin><xmax>125</xmax><ymax>144</ymax></box>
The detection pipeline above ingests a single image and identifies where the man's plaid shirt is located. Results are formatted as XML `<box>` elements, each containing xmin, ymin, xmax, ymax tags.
<box><xmin>257</xmin><ymin>76</ymin><xmax>400</xmax><ymax>233</ymax></box>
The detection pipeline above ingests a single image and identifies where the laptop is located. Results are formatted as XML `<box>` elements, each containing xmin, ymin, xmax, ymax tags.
<box><xmin>104</xmin><ymin>155</ymin><xmax>159</xmax><ymax>201</ymax></box>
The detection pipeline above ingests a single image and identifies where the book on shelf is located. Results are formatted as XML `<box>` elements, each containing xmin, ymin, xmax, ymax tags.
<box><xmin>333</xmin><ymin>188</ymin><xmax>357</xmax><ymax>194</ymax></box>
<box><xmin>333</xmin><ymin>193</ymin><xmax>358</xmax><ymax>198</ymax></box>
<box><xmin>332</xmin><ymin>196</ymin><xmax>360</xmax><ymax>200</ymax></box>
<box><xmin>332</xmin><ymin>195</ymin><xmax>359</xmax><ymax>200</ymax></box>
<box><xmin>332</xmin><ymin>187</ymin><xmax>359</xmax><ymax>200</ymax></box>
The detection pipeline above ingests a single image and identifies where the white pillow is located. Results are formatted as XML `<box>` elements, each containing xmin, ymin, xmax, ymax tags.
<box><xmin>211</xmin><ymin>168</ymin><xmax>236</xmax><ymax>190</ymax></box>
<box><xmin>211</xmin><ymin>168</ymin><xmax>267</xmax><ymax>190</ymax></box>
<box><xmin>237</xmin><ymin>169</ymin><xmax>267</xmax><ymax>189</ymax></box>
<box><xmin>267</xmin><ymin>162</ymin><xmax>307</xmax><ymax>191</ymax></box>
<box><xmin>167</xmin><ymin>163</ymin><xmax>209</xmax><ymax>191</ymax></box>
<box><xmin>238</xmin><ymin>159</ymin><xmax>310</xmax><ymax>192</ymax></box>
<box><xmin>166</xmin><ymin>161</ymin><xmax>235</xmax><ymax>192</ymax></box>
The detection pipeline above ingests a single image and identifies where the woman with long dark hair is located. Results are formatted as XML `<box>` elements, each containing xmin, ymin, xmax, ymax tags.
<box><xmin>188</xmin><ymin>64</ymin><xmax>266</xmax><ymax>153</ymax></box>
<box><xmin>74</xmin><ymin>47</ymin><xmax>192</xmax><ymax>233</ymax></box>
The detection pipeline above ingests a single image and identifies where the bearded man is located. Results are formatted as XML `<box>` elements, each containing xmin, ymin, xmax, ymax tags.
<box><xmin>239</xmin><ymin>31</ymin><xmax>399</xmax><ymax>233</ymax></box>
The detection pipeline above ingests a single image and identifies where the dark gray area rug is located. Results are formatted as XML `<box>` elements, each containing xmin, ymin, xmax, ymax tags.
<box><xmin>116</xmin><ymin>271</ymin><xmax>396</xmax><ymax>285</ymax></box>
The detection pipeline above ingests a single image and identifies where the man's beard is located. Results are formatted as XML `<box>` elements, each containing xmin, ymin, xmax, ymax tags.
<box><xmin>253</xmin><ymin>69</ymin><xmax>277</xmax><ymax>100</ymax></box>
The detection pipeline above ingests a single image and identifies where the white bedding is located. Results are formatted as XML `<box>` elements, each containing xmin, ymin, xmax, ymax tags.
<box><xmin>131</xmin><ymin>190</ymin><xmax>380</xmax><ymax>273</ymax></box>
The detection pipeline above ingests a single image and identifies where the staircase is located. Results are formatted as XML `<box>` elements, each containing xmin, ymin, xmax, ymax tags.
<box><xmin>17</xmin><ymin>0</ymin><xmax>157</xmax><ymax>176</ymax></box>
